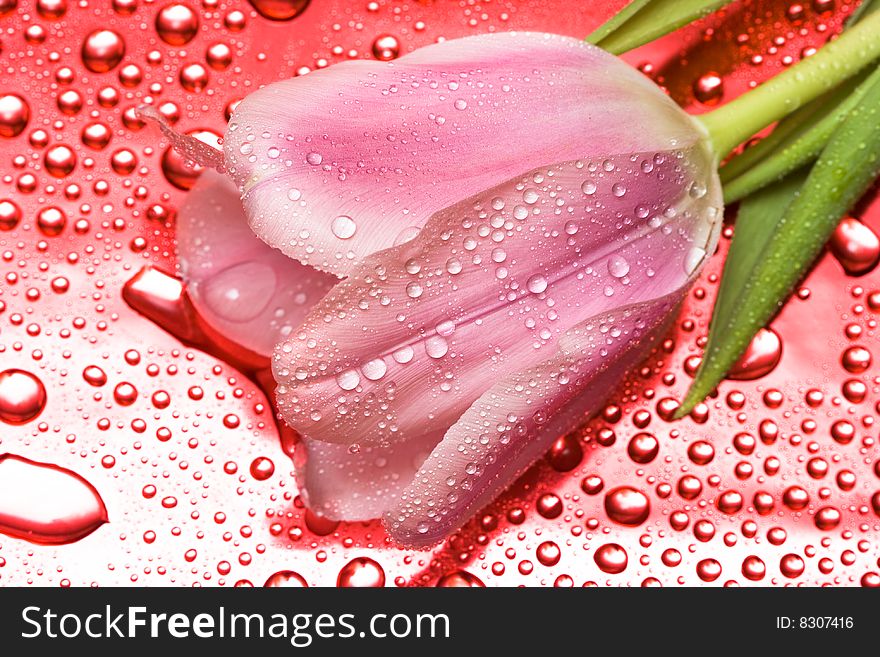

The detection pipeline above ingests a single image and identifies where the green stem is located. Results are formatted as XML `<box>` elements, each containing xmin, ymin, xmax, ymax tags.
<box><xmin>698</xmin><ymin>9</ymin><xmax>880</xmax><ymax>161</ymax></box>
<box><xmin>723</xmin><ymin>65</ymin><xmax>880</xmax><ymax>203</ymax></box>
<box><xmin>718</xmin><ymin>81</ymin><xmax>852</xmax><ymax>184</ymax></box>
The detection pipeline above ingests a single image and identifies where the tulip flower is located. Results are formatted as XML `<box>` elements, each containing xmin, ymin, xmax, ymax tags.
<box><xmin>150</xmin><ymin>22</ymin><xmax>880</xmax><ymax>546</ymax></box>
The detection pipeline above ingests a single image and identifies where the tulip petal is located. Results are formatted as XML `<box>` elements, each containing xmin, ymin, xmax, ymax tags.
<box><xmin>224</xmin><ymin>32</ymin><xmax>704</xmax><ymax>276</ymax></box>
<box><xmin>296</xmin><ymin>431</ymin><xmax>441</xmax><ymax>521</ymax></box>
<box><xmin>273</xmin><ymin>146</ymin><xmax>721</xmax><ymax>447</ymax></box>
<box><xmin>178</xmin><ymin>170</ymin><xmax>338</xmax><ymax>357</ymax></box>
<box><xmin>383</xmin><ymin>294</ymin><xmax>679</xmax><ymax>547</ymax></box>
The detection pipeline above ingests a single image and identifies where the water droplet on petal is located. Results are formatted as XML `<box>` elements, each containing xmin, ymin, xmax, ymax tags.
<box><xmin>331</xmin><ymin>215</ymin><xmax>357</xmax><ymax>239</ymax></box>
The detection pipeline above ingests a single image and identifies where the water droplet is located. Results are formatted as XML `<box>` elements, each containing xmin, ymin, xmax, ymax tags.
<box><xmin>687</xmin><ymin>440</ymin><xmax>715</xmax><ymax>465</ymax></box>
<box><xmin>0</xmin><ymin>454</ymin><xmax>107</xmax><ymax>544</ymax></box>
<box><xmin>36</xmin><ymin>0</ymin><xmax>67</xmax><ymax>19</ymax></box>
<box><xmin>841</xmin><ymin>345</ymin><xmax>871</xmax><ymax>373</ymax></box>
<box><xmin>741</xmin><ymin>556</ymin><xmax>766</xmax><ymax>581</ymax></box>
<box><xmin>536</xmin><ymin>493</ymin><xmax>562</xmax><ymax>519</ymax></box>
<box><xmin>337</xmin><ymin>557</ymin><xmax>385</xmax><ymax>587</ymax></box>
<box><xmin>337</xmin><ymin>369</ymin><xmax>360</xmax><ymax>391</ymax></box>
<box><xmin>829</xmin><ymin>217</ymin><xmax>880</xmax><ymax>276</ymax></box>
<box><xmin>626</xmin><ymin>432</ymin><xmax>658</xmax><ymax>464</ymax></box>
<box><xmin>694</xmin><ymin>72</ymin><xmax>724</xmax><ymax>105</ymax></box>
<box><xmin>304</xmin><ymin>509</ymin><xmax>339</xmax><ymax>536</ymax></box>
<box><xmin>0</xmin><ymin>369</ymin><xmax>47</xmax><ymax>425</ymax></box>
<box><xmin>594</xmin><ymin>543</ymin><xmax>627</xmax><ymax>574</ymax></box>
<box><xmin>547</xmin><ymin>433</ymin><xmax>582</xmax><ymax>472</ymax></box>
<box><xmin>249</xmin><ymin>456</ymin><xmax>275</xmax><ymax>481</ymax></box>
<box><xmin>44</xmin><ymin>144</ymin><xmax>77</xmax><ymax>178</ymax></box>
<box><xmin>696</xmin><ymin>558</ymin><xmax>722</xmax><ymax>582</ymax></box>
<box><xmin>331</xmin><ymin>215</ymin><xmax>357</xmax><ymax>239</ymax></box>
<box><xmin>0</xmin><ymin>199</ymin><xmax>21</xmax><ymax>230</ymax></box>
<box><xmin>607</xmin><ymin>255</ymin><xmax>630</xmax><ymax>278</ymax></box>
<box><xmin>425</xmin><ymin>336</ymin><xmax>448</xmax><ymax>359</ymax></box>
<box><xmin>0</xmin><ymin>94</ymin><xmax>30</xmax><ymax>138</ymax></box>
<box><xmin>727</xmin><ymin>328</ymin><xmax>782</xmax><ymax>380</ymax></box>
<box><xmin>264</xmin><ymin>570</ymin><xmax>308</xmax><ymax>587</ymax></box>
<box><xmin>156</xmin><ymin>3</ymin><xmax>199</xmax><ymax>46</ymax></box>
<box><xmin>604</xmin><ymin>486</ymin><xmax>650</xmax><ymax>526</ymax></box>
<box><xmin>436</xmin><ymin>570</ymin><xmax>484</xmax><ymax>587</ymax></box>
<box><xmin>372</xmin><ymin>34</ymin><xmax>400</xmax><ymax>60</ymax></box>
<box><xmin>180</xmin><ymin>63</ymin><xmax>210</xmax><ymax>92</ymax></box>
<box><xmin>82</xmin><ymin>365</ymin><xmax>107</xmax><ymax>387</ymax></box>
<box><xmin>161</xmin><ymin>129</ymin><xmax>221</xmax><ymax>190</ymax></box>
<box><xmin>248</xmin><ymin>0</ymin><xmax>310</xmax><ymax>21</ymax></box>
<box><xmin>536</xmin><ymin>541</ymin><xmax>561</xmax><ymax>567</ymax></box>
<box><xmin>36</xmin><ymin>206</ymin><xmax>66</xmax><ymax>236</ymax></box>
<box><xmin>81</xmin><ymin>29</ymin><xmax>126</xmax><ymax>73</ymax></box>
<box><xmin>202</xmin><ymin>262</ymin><xmax>278</xmax><ymax>322</ymax></box>
<box><xmin>113</xmin><ymin>382</ymin><xmax>138</xmax><ymax>406</ymax></box>
<box><xmin>527</xmin><ymin>274</ymin><xmax>548</xmax><ymax>294</ymax></box>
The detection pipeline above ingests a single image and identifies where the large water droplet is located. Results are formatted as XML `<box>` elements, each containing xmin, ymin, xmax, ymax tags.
<box><xmin>331</xmin><ymin>215</ymin><xmax>357</xmax><ymax>239</ymax></box>
<box><xmin>202</xmin><ymin>261</ymin><xmax>278</xmax><ymax>323</ymax></box>
<box><xmin>0</xmin><ymin>369</ymin><xmax>47</xmax><ymax>425</ymax></box>
<box><xmin>0</xmin><ymin>454</ymin><xmax>108</xmax><ymax>544</ymax></box>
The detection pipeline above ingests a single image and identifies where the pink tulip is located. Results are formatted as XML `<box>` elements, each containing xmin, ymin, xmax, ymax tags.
<box><xmin>155</xmin><ymin>32</ymin><xmax>723</xmax><ymax>547</ymax></box>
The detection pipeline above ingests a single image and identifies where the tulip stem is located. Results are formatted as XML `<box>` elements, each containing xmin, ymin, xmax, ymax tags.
<box><xmin>697</xmin><ymin>9</ymin><xmax>880</xmax><ymax>162</ymax></box>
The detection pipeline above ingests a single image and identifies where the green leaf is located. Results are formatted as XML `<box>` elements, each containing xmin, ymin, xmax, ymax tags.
<box><xmin>586</xmin><ymin>0</ymin><xmax>653</xmax><ymax>46</ymax></box>
<box><xmin>722</xmin><ymin>66</ymin><xmax>879</xmax><ymax>203</ymax></box>
<box><xmin>847</xmin><ymin>0</ymin><xmax>880</xmax><ymax>25</ymax></box>
<box><xmin>718</xmin><ymin>80</ymin><xmax>855</xmax><ymax>186</ymax></box>
<box><xmin>678</xmin><ymin>71</ymin><xmax>880</xmax><ymax>417</ymax></box>
<box><xmin>588</xmin><ymin>0</ymin><xmax>736</xmax><ymax>55</ymax></box>
<box><xmin>717</xmin><ymin>0</ymin><xmax>880</xmax><ymax>202</ymax></box>
<box><xmin>709</xmin><ymin>172</ymin><xmax>806</xmax><ymax>340</ymax></box>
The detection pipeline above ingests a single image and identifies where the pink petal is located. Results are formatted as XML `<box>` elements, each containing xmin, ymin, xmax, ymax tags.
<box><xmin>177</xmin><ymin>170</ymin><xmax>338</xmax><ymax>357</ymax></box>
<box><xmin>274</xmin><ymin>147</ymin><xmax>721</xmax><ymax>448</ymax></box>
<box><xmin>383</xmin><ymin>294</ymin><xmax>680</xmax><ymax>547</ymax></box>
<box><xmin>295</xmin><ymin>431</ymin><xmax>442</xmax><ymax>521</ymax></box>
<box><xmin>224</xmin><ymin>32</ymin><xmax>705</xmax><ymax>276</ymax></box>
